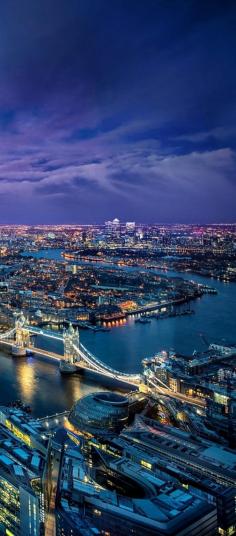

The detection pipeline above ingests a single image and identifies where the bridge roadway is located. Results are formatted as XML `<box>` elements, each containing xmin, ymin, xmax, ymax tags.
<box><xmin>34</xmin><ymin>346</ymin><xmax>141</xmax><ymax>387</ymax></box>
<box><xmin>0</xmin><ymin>326</ymin><xmax>205</xmax><ymax>408</ymax></box>
<box><xmin>0</xmin><ymin>338</ymin><xmax>141</xmax><ymax>389</ymax></box>
<box><xmin>1</xmin><ymin>341</ymin><xmax>205</xmax><ymax>408</ymax></box>
<box><xmin>147</xmin><ymin>379</ymin><xmax>205</xmax><ymax>409</ymax></box>
<box><xmin>32</xmin><ymin>345</ymin><xmax>206</xmax><ymax>408</ymax></box>
<box><xmin>27</xmin><ymin>326</ymin><xmax>142</xmax><ymax>386</ymax></box>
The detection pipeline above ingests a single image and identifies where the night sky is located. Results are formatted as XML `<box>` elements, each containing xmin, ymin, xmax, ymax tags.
<box><xmin>0</xmin><ymin>0</ymin><xmax>235</xmax><ymax>224</ymax></box>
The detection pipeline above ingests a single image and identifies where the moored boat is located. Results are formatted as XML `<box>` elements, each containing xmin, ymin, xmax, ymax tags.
<box><xmin>135</xmin><ymin>317</ymin><xmax>151</xmax><ymax>324</ymax></box>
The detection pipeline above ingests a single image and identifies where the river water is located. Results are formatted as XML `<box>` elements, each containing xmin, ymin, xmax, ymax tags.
<box><xmin>1</xmin><ymin>249</ymin><xmax>234</xmax><ymax>417</ymax></box>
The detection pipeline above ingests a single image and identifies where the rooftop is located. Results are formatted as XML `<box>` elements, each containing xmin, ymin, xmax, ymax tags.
<box><xmin>57</xmin><ymin>445</ymin><xmax>216</xmax><ymax>535</ymax></box>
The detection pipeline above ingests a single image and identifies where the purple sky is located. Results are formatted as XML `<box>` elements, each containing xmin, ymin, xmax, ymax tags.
<box><xmin>0</xmin><ymin>0</ymin><xmax>235</xmax><ymax>223</ymax></box>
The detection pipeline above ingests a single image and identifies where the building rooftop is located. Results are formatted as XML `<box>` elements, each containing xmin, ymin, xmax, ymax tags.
<box><xmin>0</xmin><ymin>424</ymin><xmax>45</xmax><ymax>491</ymax></box>
<box><xmin>93</xmin><ymin>392</ymin><xmax>128</xmax><ymax>406</ymax></box>
<box><xmin>122</xmin><ymin>416</ymin><xmax>236</xmax><ymax>485</ymax></box>
<box><xmin>0</xmin><ymin>405</ymin><xmax>51</xmax><ymax>454</ymax></box>
<box><xmin>56</xmin><ymin>443</ymin><xmax>217</xmax><ymax>535</ymax></box>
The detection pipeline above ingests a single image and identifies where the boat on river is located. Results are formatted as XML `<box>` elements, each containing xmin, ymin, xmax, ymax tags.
<box><xmin>135</xmin><ymin>317</ymin><xmax>151</xmax><ymax>324</ymax></box>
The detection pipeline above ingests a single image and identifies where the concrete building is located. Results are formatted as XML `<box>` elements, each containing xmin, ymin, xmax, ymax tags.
<box><xmin>55</xmin><ymin>445</ymin><xmax>217</xmax><ymax>536</ymax></box>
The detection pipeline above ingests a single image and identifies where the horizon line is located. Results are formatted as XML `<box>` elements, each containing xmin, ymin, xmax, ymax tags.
<box><xmin>0</xmin><ymin>222</ymin><xmax>235</xmax><ymax>227</ymax></box>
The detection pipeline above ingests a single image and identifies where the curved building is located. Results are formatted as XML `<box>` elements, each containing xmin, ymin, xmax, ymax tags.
<box><xmin>68</xmin><ymin>392</ymin><xmax>129</xmax><ymax>434</ymax></box>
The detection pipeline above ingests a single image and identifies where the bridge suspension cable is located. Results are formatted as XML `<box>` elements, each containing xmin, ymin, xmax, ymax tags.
<box><xmin>0</xmin><ymin>318</ymin><xmax>141</xmax><ymax>384</ymax></box>
<box><xmin>28</xmin><ymin>326</ymin><xmax>63</xmax><ymax>341</ymax></box>
<box><xmin>74</xmin><ymin>342</ymin><xmax>141</xmax><ymax>382</ymax></box>
<box><xmin>27</xmin><ymin>325</ymin><xmax>140</xmax><ymax>381</ymax></box>
<box><xmin>0</xmin><ymin>327</ymin><xmax>16</xmax><ymax>340</ymax></box>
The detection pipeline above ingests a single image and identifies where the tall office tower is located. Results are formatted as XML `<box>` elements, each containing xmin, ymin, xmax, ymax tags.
<box><xmin>104</xmin><ymin>219</ymin><xmax>112</xmax><ymax>236</ymax></box>
<box><xmin>105</xmin><ymin>218</ymin><xmax>121</xmax><ymax>240</ymax></box>
<box><xmin>0</xmin><ymin>407</ymin><xmax>50</xmax><ymax>535</ymax></box>
<box><xmin>125</xmin><ymin>221</ymin><xmax>135</xmax><ymax>234</ymax></box>
<box><xmin>0</xmin><ymin>474</ymin><xmax>41</xmax><ymax>536</ymax></box>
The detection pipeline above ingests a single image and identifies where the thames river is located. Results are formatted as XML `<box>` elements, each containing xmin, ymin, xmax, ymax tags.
<box><xmin>0</xmin><ymin>249</ymin><xmax>235</xmax><ymax>416</ymax></box>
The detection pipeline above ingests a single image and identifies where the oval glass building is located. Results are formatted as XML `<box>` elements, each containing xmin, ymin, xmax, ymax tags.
<box><xmin>68</xmin><ymin>392</ymin><xmax>129</xmax><ymax>435</ymax></box>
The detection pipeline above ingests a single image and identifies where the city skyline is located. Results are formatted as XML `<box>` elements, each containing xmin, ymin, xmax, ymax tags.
<box><xmin>0</xmin><ymin>1</ymin><xmax>235</xmax><ymax>223</ymax></box>
<box><xmin>0</xmin><ymin>216</ymin><xmax>235</xmax><ymax>535</ymax></box>
<box><xmin>0</xmin><ymin>4</ymin><xmax>235</xmax><ymax>532</ymax></box>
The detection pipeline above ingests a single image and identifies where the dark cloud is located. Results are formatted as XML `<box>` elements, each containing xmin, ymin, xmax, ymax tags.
<box><xmin>0</xmin><ymin>0</ymin><xmax>235</xmax><ymax>222</ymax></box>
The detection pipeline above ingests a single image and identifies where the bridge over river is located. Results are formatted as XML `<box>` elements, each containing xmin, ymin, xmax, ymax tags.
<box><xmin>0</xmin><ymin>312</ymin><xmax>205</xmax><ymax>408</ymax></box>
<box><xmin>0</xmin><ymin>313</ymin><xmax>141</xmax><ymax>388</ymax></box>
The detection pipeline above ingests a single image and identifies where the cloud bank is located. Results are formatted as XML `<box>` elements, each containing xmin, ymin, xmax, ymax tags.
<box><xmin>0</xmin><ymin>0</ymin><xmax>235</xmax><ymax>222</ymax></box>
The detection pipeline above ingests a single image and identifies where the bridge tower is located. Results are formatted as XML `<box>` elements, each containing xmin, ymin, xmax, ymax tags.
<box><xmin>60</xmin><ymin>324</ymin><xmax>80</xmax><ymax>373</ymax></box>
<box><xmin>12</xmin><ymin>312</ymin><xmax>30</xmax><ymax>356</ymax></box>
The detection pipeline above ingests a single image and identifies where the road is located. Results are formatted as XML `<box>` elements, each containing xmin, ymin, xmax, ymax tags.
<box><xmin>0</xmin><ymin>339</ymin><xmax>206</xmax><ymax>407</ymax></box>
<box><xmin>147</xmin><ymin>378</ymin><xmax>206</xmax><ymax>408</ymax></box>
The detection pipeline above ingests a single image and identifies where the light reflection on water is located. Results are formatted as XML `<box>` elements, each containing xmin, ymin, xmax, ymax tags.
<box><xmin>17</xmin><ymin>360</ymin><xmax>35</xmax><ymax>404</ymax></box>
<box><xmin>0</xmin><ymin>351</ymin><xmax>106</xmax><ymax>417</ymax></box>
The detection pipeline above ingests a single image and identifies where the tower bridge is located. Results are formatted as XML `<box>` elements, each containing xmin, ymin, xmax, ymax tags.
<box><xmin>0</xmin><ymin>313</ymin><xmax>205</xmax><ymax>407</ymax></box>
<box><xmin>0</xmin><ymin>313</ymin><xmax>141</xmax><ymax>388</ymax></box>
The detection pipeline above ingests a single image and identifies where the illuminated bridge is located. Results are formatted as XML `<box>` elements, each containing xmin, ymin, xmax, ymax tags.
<box><xmin>0</xmin><ymin>313</ymin><xmax>206</xmax><ymax>408</ymax></box>
<box><xmin>0</xmin><ymin>313</ymin><xmax>141</xmax><ymax>387</ymax></box>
